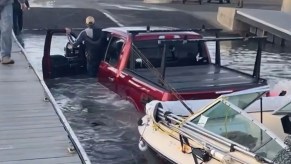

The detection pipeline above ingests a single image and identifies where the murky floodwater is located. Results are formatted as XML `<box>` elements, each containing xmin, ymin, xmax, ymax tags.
<box><xmin>22</xmin><ymin>34</ymin><xmax>291</xmax><ymax>164</ymax></box>
<box><xmin>23</xmin><ymin>34</ymin><xmax>161</xmax><ymax>164</ymax></box>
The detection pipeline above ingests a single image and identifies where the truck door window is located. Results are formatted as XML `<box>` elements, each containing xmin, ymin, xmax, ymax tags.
<box><xmin>104</xmin><ymin>37</ymin><xmax>124</xmax><ymax>67</ymax></box>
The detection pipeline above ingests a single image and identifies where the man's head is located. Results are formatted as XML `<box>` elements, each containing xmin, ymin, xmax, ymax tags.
<box><xmin>85</xmin><ymin>16</ymin><xmax>95</xmax><ymax>27</ymax></box>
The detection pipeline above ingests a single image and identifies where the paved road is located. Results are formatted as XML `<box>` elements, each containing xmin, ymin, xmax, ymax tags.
<box><xmin>25</xmin><ymin>0</ymin><xmax>214</xmax><ymax>30</ymax></box>
<box><xmin>28</xmin><ymin>0</ymin><xmax>283</xmax><ymax>29</ymax></box>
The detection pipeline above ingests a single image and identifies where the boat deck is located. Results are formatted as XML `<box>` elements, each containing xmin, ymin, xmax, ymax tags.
<box><xmin>0</xmin><ymin>39</ymin><xmax>89</xmax><ymax>163</ymax></box>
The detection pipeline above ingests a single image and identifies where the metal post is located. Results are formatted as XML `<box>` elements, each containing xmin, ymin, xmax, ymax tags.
<box><xmin>160</xmin><ymin>43</ymin><xmax>167</xmax><ymax>86</ymax></box>
<box><xmin>215</xmin><ymin>33</ymin><xmax>221</xmax><ymax>66</ymax></box>
<box><xmin>237</xmin><ymin>0</ymin><xmax>244</xmax><ymax>8</ymax></box>
<box><xmin>260</xmin><ymin>97</ymin><xmax>263</xmax><ymax>144</ymax></box>
<box><xmin>253</xmin><ymin>39</ymin><xmax>262</xmax><ymax>81</ymax></box>
<box><xmin>260</xmin><ymin>98</ymin><xmax>263</xmax><ymax>124</ymax></box>
<box><xmin>281</xmin><ymin>39</ymin><xmax>286</xmax><ymax>47</ymax></box>
<box><xmin>146</xmin><ymin>25</ymin><xmax>150</xmax><ymax>32</ymax></box>
<box><xmin>130</xmin><ymin>47</ymin><xmax>135</xmax><ymax>69</ymax></box>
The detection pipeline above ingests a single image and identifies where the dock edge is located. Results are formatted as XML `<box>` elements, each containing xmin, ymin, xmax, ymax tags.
<box><xmin>12</xmin><ymin>33</ymin><xmax>92</xmax><ymax>164</ymax></box>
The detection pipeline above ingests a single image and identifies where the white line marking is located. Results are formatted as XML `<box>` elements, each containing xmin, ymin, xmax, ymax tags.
<box><xmin>115</xmin><ymin>5</ymin><xmax>148</xmax><ymax>11</ymax></box>
<box><xmin>99</xmin><ymin>3</ymin><xmax>177</xmax><ymax>12</ymax></box>
<box><xmin>102</xmin><ymin>11</ymin><xmax>124</xmax><ymax>27</ymax></box>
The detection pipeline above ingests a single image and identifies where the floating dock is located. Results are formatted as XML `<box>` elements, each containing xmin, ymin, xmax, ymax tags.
<box><xmin>236</xmin><ymin>9</ymin><xmax>291</xmax><ymax>46</ymax></box>
<box><xmin>217</xmin><ymin>1</ymin><xmax>291</xmax><ymax>46</ymax></box>
<box><xmin>0</xmin><ymin>37</ymin><xmax>90</xmax><ymax>163</ymax></box>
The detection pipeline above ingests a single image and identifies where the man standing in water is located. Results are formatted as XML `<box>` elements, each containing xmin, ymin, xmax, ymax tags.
<box><xmin>65</xmin><ymin>16</ymin><xmax>104</xmax><ymax>77</ymax></box>
<box><xmin>0</xmin><ymin>0</ymin><xmax>27</xmax><ymax>64</ymax></box>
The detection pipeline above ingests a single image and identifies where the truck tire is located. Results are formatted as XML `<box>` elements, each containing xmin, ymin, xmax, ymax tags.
<box><xmin>50</xmin><ymin>55</ymin><xmax>70</xmax><ymax>78</ymax></box>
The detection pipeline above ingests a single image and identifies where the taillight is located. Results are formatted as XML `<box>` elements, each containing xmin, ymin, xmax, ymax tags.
<box><xmin>158</xmin><ymin>35</ymin><xmax>181</xmax><ymax>40</ymax></box>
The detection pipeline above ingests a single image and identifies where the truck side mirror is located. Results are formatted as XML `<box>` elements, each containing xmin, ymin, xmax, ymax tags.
<box><xmin>136</xmin><ymin>58</ymin><xmax>143</xmax><ymax>68</ymax></box>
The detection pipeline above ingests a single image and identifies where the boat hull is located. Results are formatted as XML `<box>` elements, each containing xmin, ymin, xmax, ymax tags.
<box><xmin>138</xmin><ymin>117</ymin><xmax>209</xmax><ymax>164</ymax></box>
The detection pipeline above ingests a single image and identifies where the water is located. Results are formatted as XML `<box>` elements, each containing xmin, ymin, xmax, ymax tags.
<box><xmin>46</xmin><ymin>77</ymin><xmax>150</xmax><ymax>164</ymax></box>
<box><xmin>23</xmin><ymin>34</ymin><xmax>161</xmax><ymax>164</ymax></box>
<box><xmin>22</xmin><ymin>34</ymin><xmax>291</xmax><ymax>163</ymax></box>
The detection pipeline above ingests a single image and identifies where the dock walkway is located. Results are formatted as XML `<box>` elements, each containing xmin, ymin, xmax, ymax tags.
<box><xmin>217</xmin><ymin>7</ymin><xmax>291</xmax><ymax>46</ymax></box>
<box><xmin>236</xmin><ymin>9</ymin><xmax>291</xmax><ymax>41</ymax></box>
<box><xmin>0</xmin><ymin>38</ymin><xmax>90</xmax><ymax>163</ymax></box>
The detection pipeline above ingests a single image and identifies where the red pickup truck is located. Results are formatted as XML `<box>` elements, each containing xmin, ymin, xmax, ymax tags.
<box><xmin>42</xmin><ymin>26</ymin><xmax>267</xmax><ymax>112</ymax></box>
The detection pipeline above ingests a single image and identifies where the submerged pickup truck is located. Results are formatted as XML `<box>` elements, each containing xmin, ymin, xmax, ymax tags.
<box><xmin>42</xmin><ymin>26</ymin><xmax>267</xmax><ymax>111</ymax></box>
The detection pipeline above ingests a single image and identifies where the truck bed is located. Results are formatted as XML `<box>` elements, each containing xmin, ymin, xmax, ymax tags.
<box><xmin>127</xmin><ymin>64</ymin><xmax>265</xmax><ymax>92</ymax></box>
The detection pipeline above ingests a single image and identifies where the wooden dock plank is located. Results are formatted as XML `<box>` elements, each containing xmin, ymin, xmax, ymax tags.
<box><xmin>0</xmin><ymin>109</ymin><xmax>57</xmax><ymax>117</ymax></box>
<box><xmin>0</xmin><ymin>41</ymin><xmax>83</xmax><ymax>163</ymax></box>
<box><xmin>0</xmin><ymin>115</ymin><xmax>60</xmax><ymax>123</ymax></box>
<box><xmin>0</xmin><ymin>122</ymin><xmax>63</xmax><ymax>131</ymax></box>
<box><xmin>0</xmin><ymin>135</ymin><xmax>68</xmax><ymax>145</ymax></box>
<box><xmin>0</xmin><ymin>156</ymin><xmax>81</xmax><ymax>164</ymax></box>
<box><xmin>0</xmin><ymin>111</ymin><xmax>58</xmax><ymax>119</ymax></box>
<box><xmin>0</xmin><ymin>146</ymin><xmax>77</xmax><ymax>162</ymax></box>
<box><xmin>0</xmin><ymin>127</ymin><xmax>68</xmax><ymax>140</ymax></box>
<box><xmin>0</xmin><ymin>103</ymin><xmax>53</xmax><ymax>111</ymax></box>
<box><xmin>0</xmin><ymin>139</ymin><xmax>68</xmax><ymax>150</ymax></box>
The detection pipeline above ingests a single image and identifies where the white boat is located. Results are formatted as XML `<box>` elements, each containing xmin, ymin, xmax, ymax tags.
<box><xmin>137</xmin><ymin>86</ymin><xmax>291</xmax><ymax>164</ymax></box>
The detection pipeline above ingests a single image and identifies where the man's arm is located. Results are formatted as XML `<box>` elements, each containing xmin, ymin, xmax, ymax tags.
<box><xmin>25</xmin><ymin>0</ymin><xmax>30</xmax><ymax>8</ymax></box>
<box><xmin>71</xmin><ymin>30</ymin><xmax>87</xmax><ymax>47</ymax></box>
<box><xmin>18</xmin><ymin>0</ymin><xmax>27</xmax><ymax>10</ymax></box>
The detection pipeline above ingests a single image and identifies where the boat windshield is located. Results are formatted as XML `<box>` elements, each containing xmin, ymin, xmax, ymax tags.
<box><xmin>273</xmin><ymin>101</ymin><xmax>291</xmax><ymax>115</ymax></box>
<box><xmin>223</xmin><ymin>86</ymin><xmax>268</xmax><ymax>109</ymax></box>
<box><xmin>191</xmin><ymin>98</ymin><xmax>284</xmax><ymax>161</ymax></box>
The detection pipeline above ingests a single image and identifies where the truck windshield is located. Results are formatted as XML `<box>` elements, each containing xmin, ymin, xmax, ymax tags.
<box><xmin>130</xmin><ymin>39</ymin><xmax>209</xmax><ymax>69</ymax></box>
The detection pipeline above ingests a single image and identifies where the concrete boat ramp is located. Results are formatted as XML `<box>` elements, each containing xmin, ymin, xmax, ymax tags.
<box><xmin>0</xmin><ymin>39</ymin><xmax>90</xmax><ymax>163</ymax></box>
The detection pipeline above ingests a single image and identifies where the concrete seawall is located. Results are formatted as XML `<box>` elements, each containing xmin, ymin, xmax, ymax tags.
<box><xmin>282</xmin><ymin>0</ymin><xmax>291</xmax><ymax>13</ymax></box>
<box><xmin>217</xmin><ymin>7</ymin><xmax>249</xmax><ymax>34</ymax></box>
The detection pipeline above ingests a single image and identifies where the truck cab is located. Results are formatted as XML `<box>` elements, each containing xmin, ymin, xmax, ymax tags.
<box><xmin>42</xmin><ymin>26</ymin><xmax>267</xmax><ymax>112</ymax></box>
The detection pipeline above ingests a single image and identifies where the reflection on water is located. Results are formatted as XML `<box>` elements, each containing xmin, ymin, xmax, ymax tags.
<box><xmin>23</xmin><ymin>34</ymin><xmax>291</xmax><ymax>163</ymax></box>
